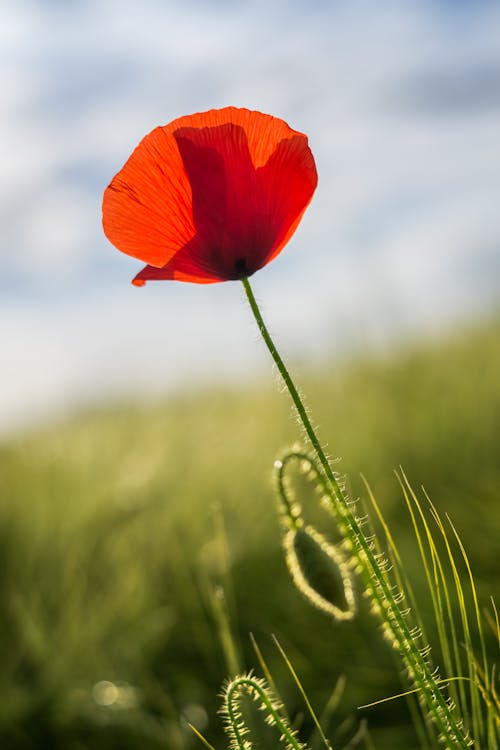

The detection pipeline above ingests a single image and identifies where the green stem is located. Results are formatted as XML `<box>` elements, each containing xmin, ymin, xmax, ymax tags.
<box><xmin>241</xmin><ymin>277</ymin><xmax>341</xmax><ymax>496</ymax></box>
<box><xmin>224</xmin><ymin>675</ymin><xmax>305</xmax><ymax>750</ymax></box>
<box><xmin>241</xmin><ymin>276</ymin><xmax>470</xmax><ymax>749</ymax></box>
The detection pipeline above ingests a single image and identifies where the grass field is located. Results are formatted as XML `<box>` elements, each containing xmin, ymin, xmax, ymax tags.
<box><xmin>1</xmin><ymin>315</ymin><xmax>499</xmax><ymax>749</ymax></box>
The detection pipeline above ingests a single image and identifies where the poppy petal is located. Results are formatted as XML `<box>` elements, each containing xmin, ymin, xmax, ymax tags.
<box><xmin>168</xmin><ymin>106</ymin><xmax>298</xmax><ymax>169</ymax></box>
<box><xmin>102</xmin><ymin>126</ymin><xmax>194</xmax><ymax>267</ymax></box>
<box><xmin>133</xmin><ymin>264</ymin><xmax>218</xmax><ymax>286</ymax></box>
<box><xmin>257</xmin><ymin>134</ymin><xmax>318</xmax><ymax>267</ymax></box>
<box><xmin>173</xmin><ymin>122</ymin><xmax>264</xmax><ymax>279</ymax></box>
<box><xmin>132</xmin><ymin>236</ymin><xmax>223</xmax><ymax>286</ymax></box>
<box><xmin>102</xmin><ymin>107</ymin><xmax>318</xmax><ymax>283</ymax></box>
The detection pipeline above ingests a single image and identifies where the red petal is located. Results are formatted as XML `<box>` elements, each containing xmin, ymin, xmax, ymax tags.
<box><xmin>103</xmin><ymin>125</ymin><xmax>195</xmax><ymax>267</ymax></box>
<box><xmin>132</xmin><ymin>237</ymin><xmax>223</xmax><ymax>285</ymax></box>
<box><xmin>102</xmin><ymin>107</ymin><xmax>317</xmax><ymax>282</ymax></box>
<box><xmin>133</xmin><ymin>265</ymin><xmax>218</xmax><ymax>286</ymax></box>
<box><xmin>256</xmin><ymin>133</ymin><xmax>318</xmax><ymax>267</ymax></box>
<box><xmin>172</xmin><ymin>122</ymin><xmax>265</xmax><ymax>279</ymax></box>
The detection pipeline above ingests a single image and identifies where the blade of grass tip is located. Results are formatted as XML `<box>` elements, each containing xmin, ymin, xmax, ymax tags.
<box><xmin>397</xmin><ymin>473</ymin><xmax>449</xmax><ymax>656</ymax></box>
<box><xmin>359</xmin><ymin>677</ymin><xmax>473</xmax><ymax>710</ymax></box>
<box><xmin>359</xmin><ymin>686</ymin><xmax>423</xmax><ymax>710</ymax></box>
<box><xmin>249</xmin><ymin>632</ymin><xmax>279</xmax><ymax>695</ymax></box>
<box><xmin>399</xmin><ymin>472</ymin><xmax>466</xmax><ymax>722</ymax></box>
<box><xmin>355</xmin><ymin>491</ymin><xmax>394</xmax><ymax>595</ymax></box>
<box><xmin>446</xmin><ymin>512</ymin><xmax>497</xmax><ymax>749</ymax></box>
<box><xmin>447</xmin><ymin>513</ymin><xmax>490</xmax><ymax>692</ymax></box>
<box><xmin>272</xmin><ymin>634</ymin><xmax>333</xmax><ymax>750</ymax></box>
<box><xmin>427</xmin><ymin>498</ymin><xmax>483</xmax><ymax>744</ymax></box>
<box><xmin>250</xmin><ymin>632</ymin><xmax>325</xmax><ymax>744</ymax></box>
<box><xmin>415</xmin><ymin>505</ymin><xmax>467</xmax><ymax>725</ymax></box>
<box><xmin>319</xmin><ymin>674</ymin><xmax>346</xmax><ymax>722</ymax></box>
<box><xmin>400</xmin><ymin>476</ymin><xmax>464</xmax><ymax>734</ymax></box>
<box><xmin>361</xmin><ymin>475</ymin><xmax>402</xmax><ymax>567</ymax></box>
<box><xmin>324</xmin><ymin>674</ymin><xmax>347</xmax><ymax>715</ymax></box>
<box><xmin>187</xmin><ymin>722</ymin><xmax>219</xmax><ymax>750</ymax></box>
<box><xmin>246</xmin><ymin>637</ymin><xmax>294</xmax><ymax>745</ymax></box>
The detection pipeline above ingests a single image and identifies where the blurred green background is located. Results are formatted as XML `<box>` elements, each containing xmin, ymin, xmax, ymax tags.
<box><xmin>1</xmin><ymin>315</ymin><xmax>499</xmax><ymax>750</ymax></box>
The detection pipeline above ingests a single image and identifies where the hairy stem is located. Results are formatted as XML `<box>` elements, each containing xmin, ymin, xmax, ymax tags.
<box><xmin>242</xmin><ymin>276</ymin><xmax>470</xmax><ymax>749</ymax></box>
<box><xmin>223</xmin><ymin>675</ymin><xmax>306</xmax><ymax>750</ymax></box>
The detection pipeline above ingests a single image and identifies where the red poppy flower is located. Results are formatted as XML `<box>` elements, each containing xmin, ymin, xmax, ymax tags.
<box><xmin>102</xmin><ymin>107</ymin><xmax>317</xmax><ymax>285</ymax></box>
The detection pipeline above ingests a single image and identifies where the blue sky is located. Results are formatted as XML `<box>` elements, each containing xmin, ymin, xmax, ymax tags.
<box><xmin>1</xmin><ymin>0</ymin><xmax>500</xmax><ymax>432</ymax></box>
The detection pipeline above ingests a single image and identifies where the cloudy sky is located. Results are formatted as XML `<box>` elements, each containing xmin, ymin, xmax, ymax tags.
<box><xmin>2</xmin><ymin>0</ymin><xmax>500</xmax><ymax>433</ymax></box>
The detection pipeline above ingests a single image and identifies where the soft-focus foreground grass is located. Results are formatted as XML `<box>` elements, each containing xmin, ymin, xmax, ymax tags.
<box><xmin>1</xmin><ymin>317</ymin><xmax>499</xmax><ymax>750</ymax></box>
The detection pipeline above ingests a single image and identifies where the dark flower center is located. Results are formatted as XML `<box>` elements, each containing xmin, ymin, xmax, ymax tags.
<box><xmin>234</xmin><ymin>257</ymin><xmax>249</xmax><ymax>278</ymax></box>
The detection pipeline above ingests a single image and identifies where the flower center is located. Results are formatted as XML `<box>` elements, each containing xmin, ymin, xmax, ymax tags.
<box><xmin>234</xmin><ymin>257</ymin><xmax>249</xmax><ymax>278</ymax></box>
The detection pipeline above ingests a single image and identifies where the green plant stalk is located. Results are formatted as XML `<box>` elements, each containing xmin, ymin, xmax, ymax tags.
<box><xmin>241</xmin><ymin>276</ymin><xmax>470</xmax><ymax>749</ymax></box>
<box><xmin>224</xmin><ymin>675</ymin><xmax>306</xmax><ymax>750</ymax></box>
<box><xmin>398</xmin><ymin>477</ymin><xmax>467</xmax><ymax>734</ymax></box>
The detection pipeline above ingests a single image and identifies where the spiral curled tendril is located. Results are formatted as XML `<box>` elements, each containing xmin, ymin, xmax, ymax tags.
<box><xmin>273</xmin><ymin>449</ymin><xmax>474</xmax><ymax>747</ymax></box>
<box><xmin>220</xmin><ymin>673</ymin><xmax>309</xmax><ymax>750</ymax></box>
<box><xmin>274</xmin><ymin>449</ymin><xmax>356</xmax><ymax>622</ymax></box>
